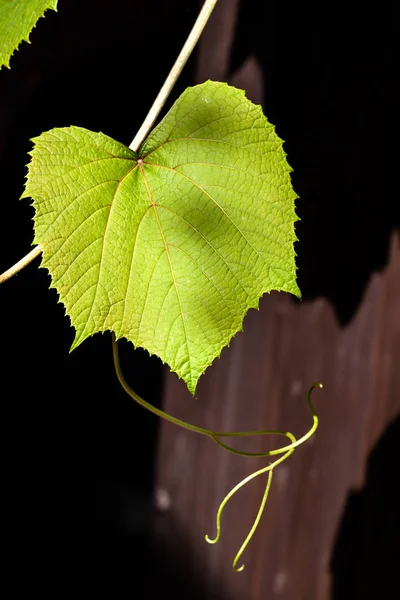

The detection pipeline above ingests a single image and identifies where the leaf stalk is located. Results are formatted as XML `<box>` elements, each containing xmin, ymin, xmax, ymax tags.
<box><xmin>129</xmin><ymin>0</ymin><xmax>219</xmax><ymax>152</ymax></box>
<box><xmin>0</xmin><ymin>244</ymin><xmax>42</xmax><ymax>285</ymax></box>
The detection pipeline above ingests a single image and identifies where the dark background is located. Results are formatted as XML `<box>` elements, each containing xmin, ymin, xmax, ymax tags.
<box><xmin>0</xmin><ymin>1</ymin><xmax>398</xmax><ymax>597</ymax></box>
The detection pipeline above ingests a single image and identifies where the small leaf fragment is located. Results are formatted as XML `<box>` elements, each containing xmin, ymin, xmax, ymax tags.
<box><xmin>0</xmin><ymin>0</ymin><xmax>58</xmax><ymax>69</ymax></box>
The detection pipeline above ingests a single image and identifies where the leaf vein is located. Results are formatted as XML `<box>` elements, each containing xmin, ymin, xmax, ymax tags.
<box><xmin>139</xmin><ymin>164</ymin><xmax>192</xmax><ymax>382</ymax></box>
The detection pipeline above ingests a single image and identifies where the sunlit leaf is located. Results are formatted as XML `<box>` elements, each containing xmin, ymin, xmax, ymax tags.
<box><xmin>23</xmin><ymin>81</ymin><xmax>300</xmax><ymax>394</ymax></box>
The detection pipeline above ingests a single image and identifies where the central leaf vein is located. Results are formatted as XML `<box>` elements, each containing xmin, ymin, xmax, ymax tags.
<box><xmin>139</xmin><ymin>163</ymin><xmax>192</xmax><ymax>376</ymax></box>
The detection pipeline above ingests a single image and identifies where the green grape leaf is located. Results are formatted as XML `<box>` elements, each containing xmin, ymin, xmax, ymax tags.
<box><xmin>0</xmin><ymin>0</ymin><xmax>57</xmax><ymax>69</ymax></box>
<box><xmin>23</xmin><ymin>81</ymin><xmax>300</xmax><ymax>395</ymax></box>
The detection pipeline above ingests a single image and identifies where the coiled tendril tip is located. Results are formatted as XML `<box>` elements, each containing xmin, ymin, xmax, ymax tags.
<box><xmin>205</xmin><ymin>533</ymin><xmax>218</xmax><ymax>545</ymax></box>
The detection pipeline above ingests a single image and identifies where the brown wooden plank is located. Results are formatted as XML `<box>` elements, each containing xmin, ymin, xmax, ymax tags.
<box><xmin>153</xmin><ymin>2</ymin><xmax>399</xmax><ymax>597</ymax></box>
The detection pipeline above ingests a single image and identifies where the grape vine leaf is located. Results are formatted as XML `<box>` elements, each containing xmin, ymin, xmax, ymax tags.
<box><xmin>23</xmin><ymin>81</ymin><xmax>300</xmax><ymax>395</ymax></box>
<box><xmin>0</xmin><ymin>0</ymin><xmax>57</xmax><ymax>69</ymax></box>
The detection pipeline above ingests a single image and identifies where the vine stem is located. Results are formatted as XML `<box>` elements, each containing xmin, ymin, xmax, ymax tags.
<box><xmin>0</xmin><ymin>244</ymin><xmax>42</xmax><ymax>284</ymax></box>
<box><xmin>112</xmin><ymin>333</ymin><xmax>320</xmax><ymax>459</ymax></box>
<box><xmin>0</xmin><ymin>0</ymin><xmax>219</xmax><ymax>282</ymax></box>
<box><xmin>129</xmin><ymin>0</ymin><xmax>219</xmax><ymax>152</ymax></box>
